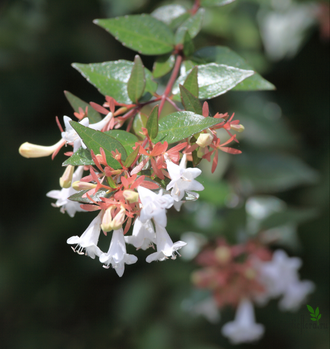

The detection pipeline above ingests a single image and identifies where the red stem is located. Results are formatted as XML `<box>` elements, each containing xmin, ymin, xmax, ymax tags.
<box><xmin>159</xmin><ymin>53</ymin><xmax>183</xmax><ymax>116</ymax></box>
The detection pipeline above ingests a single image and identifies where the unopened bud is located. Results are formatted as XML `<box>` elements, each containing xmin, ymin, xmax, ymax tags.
<box><xmin>72</xmin><ymin>181</ymin><xmax>97</xmax><ymax>191</ymax></box>
<box><xmin>215</xmin><ymin>246</ymin><xmax>231</xmax><ymax>264</ymax></box>
<box><xmin>245</xmin><ymin>268</ymin><xmax>256</xmax><ymax>280</ymax></box>
<box><xmin>111</xmin><ymin>207</ymin><xmax>126</xmax><ymax>230</ymax></box>
<box><xmin>197</xmin><ymin>146</ymin><xmax>206</xmax><ymax>158</ymax></box>
<box><xmin>60</xmin><ymin>165</ymin><xmax>74</xmax><ymax>188</ymax></box>
<box><xmin>230</xmin><ymin>124</ymin><xmax>245</xmax><ymax>132</ymax></box>
<box><xmin>123</xmin><ymin>190</ymin><xmax>139</xmax><ymax>203</ymax></box>
<box><xmin>19</xmin><ymin>139</ymin><xmax>64</xmax><ymax>158</ymax></box>
<box><xmin>101</xmin><ymin>207</ymin><xmax>115</xmax><ymax>233</ymax></box>
<box><xmin>196</xmin><ymin>133</ymin><xmax>213</xmax><ymax>148</ymax></box>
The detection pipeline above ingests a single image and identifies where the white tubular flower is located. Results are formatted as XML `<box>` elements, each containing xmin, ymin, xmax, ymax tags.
<box><xmin>61</xmin><ymin>112</ymin><xmax>113</xmax><ymax>153</ymax></box>
<box><xmin>62</xmin><ymin>116</ymin><xmax>89</xmax><ymax>152</ymax></box>
<box><xmin>278</xmin><ymin>280</ymin><xmax>315</xmax><ymax>312</ymax></box>
<box><xmin>221</xmin><ymin>298</ymin><xmax>264</xmax><ymax>345</ymax></box>
<box><xmin>125</xmin><ymin>217</ymin><xmax>156</xmax><ymax>250</ymax></box>
<box><xmin>166</xmin><ymin>154</ymin><xmax>204</xmax><ymax>202</ymax></box>
<box><xmin>146</xmin><ymin>222</ymin><xmax>186</xmax><ymax>263</ymax></box>
<box><xmin>19</xmin><ymin>139</ymin><xmax>65</xmax><ymax>158</ymax></box>
<box><xmin>137</xmin><ymin>186</ymin><xmax>174</xmax><ymax>227</ymax></box>
<box><xmin>99</xmin><ymin>227</ymin><xmax>138</xmax><ymax>277</ymax></box>
<box><xmin>255</xmin><ymin>249</ymin><xmax>302</xmax><ymax>304</ymax></box>
<box><xmin>66</xmin><ymin>211</ymin><xmax>103</xmax><ymax>259</ymax></box>
<box><xmin>47</xmin><ymin>166</ymin><xmax>85</xmax><ymax>217</ymax></box>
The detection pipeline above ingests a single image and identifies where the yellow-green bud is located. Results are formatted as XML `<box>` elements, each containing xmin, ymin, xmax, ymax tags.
<box><xmin>123</xmin><ymin>190</ymin><xmax>139</xmax><ymax>203</ymax></box>
<box><xmin>72</xmin><ymin>181</ymin><xmax>97</xmax><ymax>191</ymax></box>
<box><xmin>230</xmin><ymin>124</ymin><xmax>245</xmax><ymax>132</ymax></box>
<box><xmin>101</xmin><ymin>207</ymin><xmax>115</xmax><ymax>233</ymax></box>
<box><xmin>60</xmin><ymin>165</ymin><xmax>74</xmax><ymax>188</ymax></box>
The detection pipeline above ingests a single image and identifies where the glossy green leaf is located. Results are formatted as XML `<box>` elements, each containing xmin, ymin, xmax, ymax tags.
<box><xmin>153</xmin><ymin>111</ymin><xmax>223</xmax><ymax>144</ymax></box>
<box><xmin>73</xmin><ymin>60</ymin><xmax>157</xmax><ymax>104</ymax></box>
<box><xmin>146</xmin><ymin>105</ymin><xmax>159</xmax><ymax>140</ymax></box>
<box><xmin>200</xmin><ymin>0</ymin><xmax>235</xmax><ymax>6</ymax></box>
<box><xmin>127</xmin><ymin>55</ymin><xmax>146</xmax><ymax>103</ymax></box>
<box><xmin>153</xmin><ymin>54</ymin><xmax>175</xmax><ymax>78</ymax></box>
<box><xmin>124</xmin><ymin>146</ymin><xmax>140</xmax><ymax>168</ymax></box>
<box><xmin>192</xmin><ymin>46</ymin><xmax>275</xmax><ymax>90</ymax></box>
<box><xmin>94</xmin><ymin>15</ymin><xmax>174</xmax><ymax>55</ymax></box>
<box><xmin>132</xmin><ymin>112</ymin><xmax>147</xmax><ymax>139</ymax></box>
<box><xmin>70</xmin><ymin>121</ymin><xmax>127</xmax><ymax>169</ymax></box>
<box><xmin>169</xmin><ymin>12</ymin><xmax>191</xmax><ymax>31</ymax></box>
<box><xmin>104</xmin><ymin>130</ymin><xmax>139</xmax><ymax>156</ymax></box>
<box><xmin>178</xmin><ymin>8</ymin><xmax>204</xmax><ymax>39</ymax></box>
<box><xmin>64</xmin><ymin>91</ymin><xmax>102</xmax><ymax>123</ymax></box>
<box><xmin>183</xmin><ymin>66</ymin><xmax>198</xmax><ymax>97</ymax></box>
<box><xmin>173</xmin><ymin>63</ymin><xmax>254</xmax><ymax>100</ymax></box>
<box><xmin>63</xmin><ymin>147</ymin><xmax>94</xmax><ymax>166</ymax></box>
<box><xmin>69</xmin><ymin>188</ymin><xmax>113</xmax><ymax>204</ymax></box>
<box><xmin>151</xmin><ymin>4</ymin><xmax>187</xmax><ymax>25</ymax></box>
<box><xmin>180</xmin><ymin>85</ymin><xmax>202</xmax><ymax>115</ymax></box>
<box><xmin>183</xmin><ymin>31</ymin><xmax>195</xmax><ymax>57</ymax></box>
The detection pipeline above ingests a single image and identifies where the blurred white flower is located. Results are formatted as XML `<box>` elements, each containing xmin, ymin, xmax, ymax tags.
<box><xmin>221</xmin><ymin>298</ymin><xmax>264</xmax><ymax>344</ymax></box>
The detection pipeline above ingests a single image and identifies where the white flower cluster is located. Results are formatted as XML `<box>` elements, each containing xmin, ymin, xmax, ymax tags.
<box><xmin>49</xmin><ymin>151</ymin><xmax>204</xmax><ymax>277</ymax></box>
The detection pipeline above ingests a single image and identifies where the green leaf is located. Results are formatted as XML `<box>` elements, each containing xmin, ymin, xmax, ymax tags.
<box><xmin>151</xmin><ymin>4</ymin><xmax>187</xmax><ymax>25</ymax></box>
<box><xmin>70</xmin><ymin>121</ymin><xmax>127</xmax><ymax>169</ymax></box>
<box><xmin>153</xmin><ymin>111</ymin><xmax>223</xmax><ymax>144</ymax></box>
<box><xmin>73</xmin><ymin>60</ymin><xmax>157</xmax><ymax>104</ymax></box>
<box><xmin>307</xmin><ymin>305</ymin><xmax>314</xmax><ymax>313</ymax></box>
<box><xmin>69</xmin><ymin>189</ymin><xmax>113</xmax><ymax>204</ymax></box>
<box><xmin>173</xmin><ymin>63</ymin><xmax>254</xmax><ymax>100</ymax></box>
<box><xmin>183</xmin><ymin>66</ymin><xmax>199</xmax><ymax>97</ymax></box>
<box><xmin>64</xmin><ymin>91</ymin><xmax>102</xmax><ymax>123</ymax></box>
<box><xmin>178</xmin><ymin>8</ymin><xmax>204</xmax><ymax>39</ymax></box>
<box><xmin>63</xmin><ymin>147</ymin><xmax>94</xmax><ymax>166</ymax></box>
<box><xmin>310</xmin><ymin>313</ymin><xmax>317</xmax><ymax>317</ymax></box>
<box><xmin>132</xmin><ymin>112</ymin><xmax>147</xmax><ymax>139</ymax></box>
<box><xmin>183</xmin><ymin>31</ymin><xmax>195</xmax><ymax>57</ymax></box>
<box><xmin>127</xmin><ymin>55</ymin><xmax>146</xmax><ymax>103</ymax></box>
<box><xmin>315</xmin><ymin>307</ymin><xmax>319</xmax><ymax>317</ymax></box>
<box><xmin>310</xmin><ymin>318</ymin><xmax>317</xmax><ymax>321</ymax></box>
<box><xmin>94</xmin><ymin>15</ymin><xmax>174</xmax><ymax>55</ymax></box>
<box><xmin>192</xmin><ymin>46</ymin><xmax>275</xmax><ymax>90</ymax></box>
<box><xmin>146</xmin><ymin>105</ymin><xmax>159</xmax><ymax>140</ymax></box>
<box><xmin>200</xmin><ymin>0</ymin><xmax>236</xmax><ymax>7</ymax></box>
<box><xmin>153</xmin><ymin>54</ymin><xmax>175</xmax><ymax>78</ymax></box>
<box><xmin>317</xmin><ymin>314</ymin><xmax>322</xmax><ymax>320</ymax></box>
<box><xmin>180</xmin><ymin>85</ymin><xmax>202</xmax><ymax>115</ymax></box>
<box><xmin>124</xmin><ymin>146</ymin><xmax>140</xmax><ymax>168</ymax></box>
<box><xmin>104</xmin><ymin>130</ymin><xmax>139</xmax><ymax>155</ymax></box>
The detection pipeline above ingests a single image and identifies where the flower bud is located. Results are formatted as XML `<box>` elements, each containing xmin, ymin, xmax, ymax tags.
<box><xmin>197</xmin><ymin>146</ymin><xmax>206</xmax><ymax>158</ymax></box>
<box><xmin>123</xmin><ymin>190</ymin><xmax>139</xmax><ymax>203</ymax></box>
<box><xmin>72</xmin><ymin>181</ymin><xmax>97</xmax><ymax>191</ymax></box>
<box><xmin>196</xmin><ymin>133</ymin><xmax>213</xmax><ymax>148</ymax></box>
<box><xmin>60</xmin><ymin>165</ymin><xmax>74</xmax><ymax>188</ymax></box>
<box><xmin>111</xmin><ymin>207</ymin><xmax>126</xmax><ymax>230</ymax></box>
<box><xmin>19</xmin><ymin>139</ymin><xmax>64</xmax><ymax>158</ymax></box>
<box><xmin>101</xmin><ymin>207</ymin><xmax>115</xmax><ymax>233</ymax></box>
<box><xmin>230</xmin><ymin>124</ymin><xmax>245</xmax><ymax>132</ymax></box>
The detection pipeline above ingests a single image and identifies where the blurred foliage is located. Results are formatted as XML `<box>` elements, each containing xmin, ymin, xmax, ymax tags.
<box><xmin>0</xmin><ymin>0</ymin><xmax>329</xmax><ymax>348</ymax></box>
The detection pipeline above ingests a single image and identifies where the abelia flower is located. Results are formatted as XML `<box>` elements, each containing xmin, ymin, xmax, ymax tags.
<box><xmin>278</xmin><ymin>279</ymin><xmax>315</xmax><ymax>312</ymax></box>
<box><xmin>99</xmin><ymin>227</ymin><xmax>138</xmax><ymax>277</ymax></box>
<box><xmin>137</xmin><ymin>186</ymin><xmax>174</xmax><ymax>227</ymax></box>
<box><xmin>166</xmin><ymin>154</ymin><xmax>204</xmax><ymax>201</ymax></box>
<box><xmin>66</xmin><ymin>211</ymin><xmax>103</xmax><ymax>259</ymax></box>
<box><xmin>125</xmin><ymin>217</ymin><xmax>156</xmax><ymax>250</ymax></box>
<box><xmin>221</xmin><ymin>298</ymin><xmax>264</xmax><ymax>344</ymax></box>
<box><xmin>47</xmin><ymin>166</ymin><xmax>85</xmax><ymax>217</ymax></box>
<box><xmin>146</xmin><ymin>222</ymin><xmax>186</xmax><ymax>262</ymax></box>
